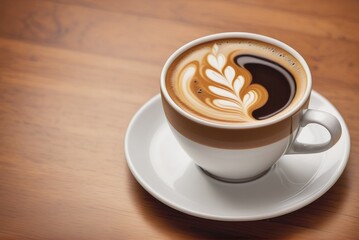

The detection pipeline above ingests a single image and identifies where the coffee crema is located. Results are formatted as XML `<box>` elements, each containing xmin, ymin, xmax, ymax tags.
<box><xmin>165</xmin><ymin>39</ymin><xmax>307</xmax><ymax>124</ymax></box>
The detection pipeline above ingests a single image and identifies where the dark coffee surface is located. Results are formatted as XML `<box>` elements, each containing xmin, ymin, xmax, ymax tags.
<box><xmin>235</xmin><ymin>55</ymin><xmax>296</xmax><ymax>120</ymax></box>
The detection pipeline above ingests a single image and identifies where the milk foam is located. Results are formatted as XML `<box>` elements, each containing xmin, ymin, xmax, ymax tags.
<box><xmin>166</xmin><ymin>39</ymin><xmax>306</xmax><ymax>124</ymax></box>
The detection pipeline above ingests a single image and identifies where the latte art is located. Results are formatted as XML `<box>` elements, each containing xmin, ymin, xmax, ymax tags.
<box><xmin>166</xmin><ymin>38</ymin><xmax>307</xmax><ymax>124</ymax></box>
<box><xmin>178</xmin><ymin>44</ymin><xmax>268</xmax><ymax>122</ymax></box>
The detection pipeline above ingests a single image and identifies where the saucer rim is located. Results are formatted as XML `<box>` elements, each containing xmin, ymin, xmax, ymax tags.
<box><xmin>124</xmin><ymin>91</ymin><xmax>350</xmax><ymax>221</ymax></box>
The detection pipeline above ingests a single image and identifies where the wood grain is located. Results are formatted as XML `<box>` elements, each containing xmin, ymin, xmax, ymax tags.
<box><xmin>0</xmin><ymin>0</ymin><xmax>358</xmax><ymax>239</ymax></box>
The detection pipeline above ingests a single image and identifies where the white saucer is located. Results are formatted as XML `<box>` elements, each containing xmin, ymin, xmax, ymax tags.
<box><xmin>125</xmin><ymin>91</ymin><xmax>350</xmax><ymax>221</ymax></box>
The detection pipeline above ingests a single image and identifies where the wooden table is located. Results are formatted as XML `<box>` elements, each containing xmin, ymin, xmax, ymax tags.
<box><xmin>0</xmin><ymin>0</ymin><xmax>358</xmax><ymax>239</ymax></box>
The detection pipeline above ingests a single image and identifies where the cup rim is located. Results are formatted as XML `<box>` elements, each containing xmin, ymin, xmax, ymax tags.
<box><xmin>160</xmin><ymin>32</ymin><xmax>312</xmax><ymax>129</ymax></box>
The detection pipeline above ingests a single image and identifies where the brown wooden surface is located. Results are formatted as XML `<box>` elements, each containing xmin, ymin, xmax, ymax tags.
<box><xmin>0</xmin><ymin>0</ymin><xmax>358</xmax><ymax>239</ymax></box>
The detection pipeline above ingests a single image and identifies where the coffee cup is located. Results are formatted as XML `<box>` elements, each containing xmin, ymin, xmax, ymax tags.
<box><xmin>160</xmin><ymin>32</ymin><xmax>342</xmax><ymax>183</ymax></box>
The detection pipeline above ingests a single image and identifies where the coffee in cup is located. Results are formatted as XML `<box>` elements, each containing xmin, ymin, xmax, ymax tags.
<box><xmin>165</xmin><ymin>38</ymin><xmax>307</xmax><ymax>124</ymax></box>
<box><xmin>161</xmin><ymin>33</ymin><xmax>341</xmax><ymax>182</ymax></box>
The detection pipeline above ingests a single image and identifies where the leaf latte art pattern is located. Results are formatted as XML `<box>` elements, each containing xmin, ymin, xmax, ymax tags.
<box><xmin>177</xmin><ymin>44</ymin><xmax>269</xmax><ymax>122</ymax></box>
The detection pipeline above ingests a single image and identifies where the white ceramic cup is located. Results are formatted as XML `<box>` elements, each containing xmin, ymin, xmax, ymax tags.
<box><xmin>160</xmin><ymin>32</ymin><xmax>342</xmax><ymax>183</ymax></box>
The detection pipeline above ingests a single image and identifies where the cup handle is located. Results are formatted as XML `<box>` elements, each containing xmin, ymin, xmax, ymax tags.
<box><xmin>286</xmin><ymin>109</ymin><xmax>342</xmax><ymax>154</ymax></box>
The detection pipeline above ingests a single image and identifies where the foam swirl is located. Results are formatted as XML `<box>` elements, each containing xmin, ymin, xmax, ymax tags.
<box><xmin>176</xmin><ymin>44</ymin><xmax>269</xmax><ymax>122</ymax></box>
